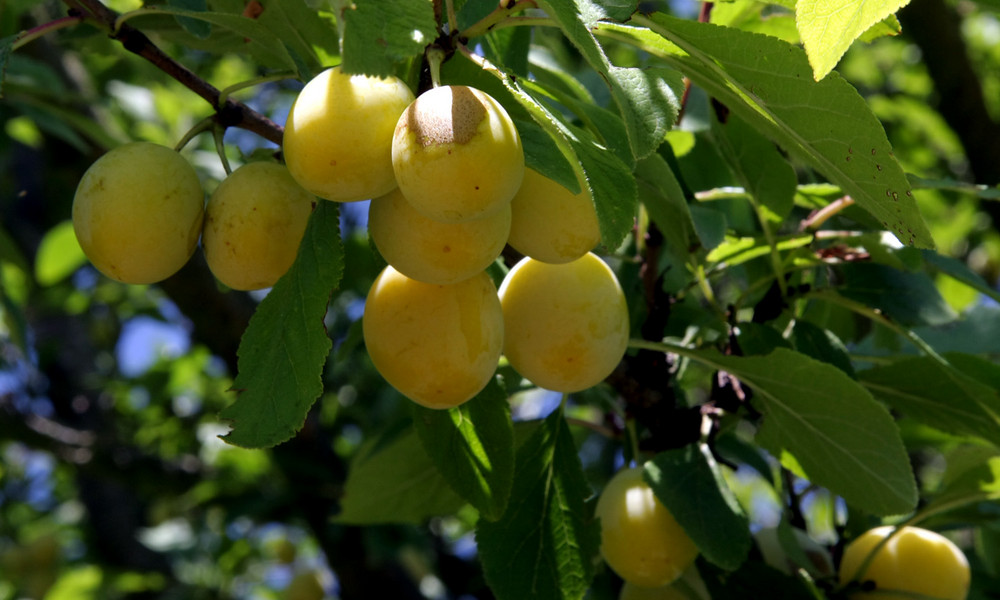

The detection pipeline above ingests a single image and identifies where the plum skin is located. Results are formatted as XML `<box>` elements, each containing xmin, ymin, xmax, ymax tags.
<box><xmin>362</xmin><ymin>267</ymin><xmax>503</xmax><ymax>409</ymax></box>
<box><xmin>202</xmin><ymin>161</ymin><xmax>316</xmax><ymax>291</ymax></box>
<box><xmin>283</xmin><ymin>66</ymin><xmax>414</xmax><ymax>202</ymax></box>
<box><xmin>72</xmin><ymin>141</ymin><xmax>204</xmax><ymax>285</ymax></box>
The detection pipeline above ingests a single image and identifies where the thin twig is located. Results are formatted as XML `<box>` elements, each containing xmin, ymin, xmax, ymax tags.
<box><xmin>62</xmin><ymin>0</ymin><xmax>285</xmax><ymax>146</ymax></box>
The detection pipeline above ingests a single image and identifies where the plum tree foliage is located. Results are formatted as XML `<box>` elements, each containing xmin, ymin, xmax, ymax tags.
<box><xmin>2</xmin><ymin>0</ymin><xmax>1000</xmax><ymax>599</ymax></box>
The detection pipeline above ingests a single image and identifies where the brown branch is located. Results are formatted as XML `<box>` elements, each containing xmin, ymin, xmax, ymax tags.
<box><xmin>64</xmin><ymin>0</ymin><xmax>284</xmax><ymax>146</ymax></box>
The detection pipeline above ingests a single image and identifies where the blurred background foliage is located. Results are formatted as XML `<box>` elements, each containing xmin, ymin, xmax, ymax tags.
<box><xmin>1</xmin><ymin>0</ymin><xmax>1000</xmax><ymax>598</ymax></box>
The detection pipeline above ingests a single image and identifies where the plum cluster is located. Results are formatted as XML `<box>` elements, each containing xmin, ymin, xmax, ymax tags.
<box><xmin>72</xmin><ymin>144</ymin><xmax>316</xmax><ymax>292</ymax></box>
<box><xmin>71</xmin><ymin>65</ymin><xmax>631</xmax><ymax>409</ymax></box>
<box><xmin>283</xmin><ymin>67</ymin><xmax>631</xmax><ymax>409</ymax></box>
<box><xmin>281</xmin><ymin>68</ymin><xmax>628</xmax><ymax>408</ymax></box>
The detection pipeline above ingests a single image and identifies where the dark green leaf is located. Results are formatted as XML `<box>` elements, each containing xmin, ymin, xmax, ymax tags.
<box><xmin>689</xmin><ymin>205</ymin><xmax>728</xmax><ymax>251</ymax></box>
<box><xmin>687</xmin><ymin>347</ymin><xmax>918</xmax><ymax>516</ymax></box>
<box><xmin>591</xmin><ymin>0</ymin><xmax>639</xmax><ymax>21</ymax></box>
<box><xmin>536</xmin><ymin>0</ymin><xmax>681</xmax><ymax>160</ymax></box>
<box><xmin>569</xmin><ymin>126</ymin><xmax>638</xmax><ymax>251</ymax></box>
<box><xmin>167</xmin><ymin>0</ymin><xmax>212</xmax><ymax>39</ymax></box>
<box><xmin>710</xmin><ymin>110</ymin><xmax>797</xmax><ymax>225</ymax></box>
<box><xmin>922</xmin><ymin>249</ymin><xmax>1000</xmax><ymax>304</ymax></box>
<box><xmin>635</xmin><ymin>153</ymin><xmax>697</xmax><ymax>258</ymax></box>
<box><xmin>412</xmin><ymin>378</ymin><xmax>515</xmax><ymax>521</ymax></box>
<box><xmin>837</xmin><ymin>262</ymin><xmax>956</xmax><ymax>327</ymax></box>
<box><xmin>1</xmin><ymin>33</ymin><xmax>16</xmax><ymax>98</ymax></box>
<box><xmin>132</xmin><ymin>7</ymin><xmax>299</xmax><ymax>71</ymax></box>
<box><xmin>645</xmin><ymin>444</ymin><xmax>752</xmax><ymax>570</ymax></box>
<box><xmin>516</xmin><ymin>118</ymin><xmax>580</xmax><ymax>194</ymax></box>
<box><xmin>477</xmin><ymin>410</ymin><xmax>599</xmax><ymax>600</ymax></box>
<box><xmin>219</xmin><ymin>202</ymin><xmax>343</xmax><ymax>448</ymax></box>
<box><xmin>482</xmin><ymin>26</ymin><xmax>531</xmax><ymax>77</ymax></box>
<box><xmin>618</xmin><ymin>15</ymin><xmax>935</xmax><ymax>248</ymax></box>
<box><xmin>699</xmin><ymin>559</ymin><xmax>817</xmax><ymax>600</ymax></box>
<box><xmin>789</xmin><ymin>320</ymin><xmax>855</xmax><ymax>377</ymax></box>
<box><xmin>256</xmin><ymin>0</ymin><xmax>339</xmax><ymax>79</ymax></box>
<box><xmin>859</xmin><ymin>354</ymin><xmax>1000</xmax><ymax>442</ymax></box>
<box><xmin>336</xmin><ymin>424</ymin><xmax>467</xmax><ymax>524</ymax></box>
<box><xmin>340</xmin><ymin>0</ymin><xmax>437</xmax><ymax>77</ymax></box>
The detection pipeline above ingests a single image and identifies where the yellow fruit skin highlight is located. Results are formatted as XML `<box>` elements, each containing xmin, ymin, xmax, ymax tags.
<box><xmin>368</xmin><ymin>187</ymin><xmax>510</xmax><ymax>285</ymax></box>
<box><xmin>596</xmin><ymin>467</ymin><xmax>700</xmax><ymax>589</ymax></box>
<box><xmin>508</xmin><ymin>168</ymin><xmax>600</xmax><ymax>264</ymax></box>
<box><xmin>391</xmin><ymin>85</ymin><xmax>524</xmax><ymax>223</ymax></box>
<box><xmin>72</xmin><ymin>141</ymin><xmax>204</xmax><ymax>284</ymax></box>
<box><xmin>839</xmin><ymin>525</ymin><xmax>970</xmax><ymax>600</ymax></box>
<box><xmin>498</xmin><ymin>252</ymin><xmax>629</xmax><ymax>393</ymax></box>
<box><xmin>283</xmin><ymin>66</ymin><xmax>414</xmax><ymax>202</ymax></box>
<box><xmin>362</xmin><ymin>267</ymin><xmax>503</xmax><ymax>409</ymax></box>
<box><xmin>202</xmin><ymin>162</ymin><xmax>316</xmax><ymax>291</ymax></box>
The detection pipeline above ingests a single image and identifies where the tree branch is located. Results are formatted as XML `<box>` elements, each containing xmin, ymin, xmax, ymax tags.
<box><xmin>64</xmin><ymin>0</ymin><xmax>284</xmax><ymax>146</ymax></box>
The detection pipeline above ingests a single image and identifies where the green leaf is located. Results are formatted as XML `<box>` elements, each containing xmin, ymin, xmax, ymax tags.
<box><xmin>130</xmin><ymin>7</ymin><xmax>299</xmax><ymax>71</ymax></box>
<box><xmin>710</xmin><ymin>110</ymin><xmax>796</xmax><ymax>225</ymax></box>
<box><xmin>536</xmin><ymin>0</ymin><xmax>682</xmax><ymax>160</ymax></box>
<box><xmin>699</xmin><ymin>559</ymin><xmax>818</xmax><ymax>600</ymax></box>
<box><xmin>340</xmin><ymin>0</ymin><xmax>437</xmax><ymax>77</ymax></box>
<box><xmin>569</xmin><ymin>125</ymin><xmax>638</xmax><ymax>251</ymax></box>
<box><xmin>635</xmin><ymin>152</ymin><xmax>698</xmax><ymax>258</ymax></box>
<box><xmin>336</xmin><ymin>423</ymin><xmax>467</xmax><ymax>524</ymax></box>
<box><xmin>796</xmin><ymin>0</ymin><xmax>911</xmax><ymax>80</ymax></box>
<box><xmin>592</xmin><ymin>0</ymin><xmax>640</xmax><ymax>22</ymax></box>
<box><xmin>0</xmin><ymin>33</ymin><xmax>13</xmax><ymax>97</ymax></box>
<box><xmin>219</xmin><ymin>202</ymin><xmax>342</xmax><ymax>448</ymax></box>
<box><xmin>44</xmin><ymin>565</ymin><xmax>102</xmax><ymax>600</ymax></box>
<box><xmin>516</xmin><ymin>117</ymin><xmax>580</xmax><ymax>194</ymax></box>
<box><xmin>922</xmin><ymin>249</ymin><xmax>1000</xmax><ymax>304</ymax></box>
<box><xmin>836</xmin><ymin>262</ymin><xmax>956</xmax><ymax>327</ymax></box>
<box><xmin>477</xmin><ymin>410</ymin><xmax>599</xmax><ymax>600</ymax></box>
<box><xmin>34</xmin><ymin>221</ymin><xmax>86</xmax><ymax>286</ymax></box>
<box><xmin>616</xmin><ymin>15</ymin><xmax>935</xmax><ymax>248</ymax></box>
<box><xmin>645</xmin><ymin>444</ymin><xmax>752</xmax><ymax>570</ymax></box>
<box><xmin>789</xmin><ymin>320</ymin><xmax>855</xmax><ymax>377</ymax></box>
<box><xmin>256</xmin><ymin>0</ymin><xmax>339</xmax><ymax>79</ymax></box>
<box><xmin>684</xmin><ymin>347</ymin><xmax>918</xmax><ymax>516</ymax></box>
<box><xmin>859</xmin><ymin>354</ymin><xmax>1000</xmax><ymax>442</ymax></box>
<box><xmin>412</xmin><ymin>378</ymin><xmax>515</xmax><ymax>521</ymax></box>
<box><xmin>167</xmin><ymin>0</ymin><xmax>212</xmax><ymax>39</ymax></box>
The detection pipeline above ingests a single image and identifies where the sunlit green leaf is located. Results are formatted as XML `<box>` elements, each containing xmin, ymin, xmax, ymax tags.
<box><xmin>34</xmin><ymin>221</ymin><xmax>86</xmax><ymax>286</ymax></box>
<box><xmin>796</xmin><ymin>0</ymin><xmax>910</xmax><ymax>80</ymax></box>
<box><xmin>608</xmin><ymin>15</ymin><xmax>935</xmax><ymax>248</ymax></box>
<box><xmin>340</xmin><ymin>0</ymin><xmax>437</xmax><ymax>77</ymax></box>
<box><xmin>219</xmin><ymin>202</ymin><xmax>342</xmax><ymax>448</ymax></box>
